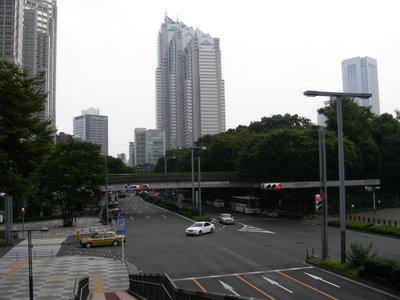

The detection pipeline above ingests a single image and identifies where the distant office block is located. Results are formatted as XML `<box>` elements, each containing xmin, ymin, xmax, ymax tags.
<box><xmin>73</xmin><ymin>108</ymin><xmax>108</xmax><ymax>155</ymax></box>
<box><xmin>342</xmin><ymin>56</ymin><xmax>380</xmax><ymax>115</ymax></box>
<box><xmin>134</xmin><ymin>128</ymin><xmax>165</xmax><ymax>165</ymax></box>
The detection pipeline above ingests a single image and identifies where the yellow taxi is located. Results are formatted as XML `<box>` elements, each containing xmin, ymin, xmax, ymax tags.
<box><xmin>80</xmin><ymin>231</ymin><xmax>126</xmax><ymax>248</ymax></box>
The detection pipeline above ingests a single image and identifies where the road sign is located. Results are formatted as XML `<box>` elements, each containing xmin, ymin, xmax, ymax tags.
<box><xmin>116</xmin><ymin>218</ymin><xmax>126</xmax><ymax>235</ymax></box>
<box><xmin>260</xmin><ymin>179</ymin><xmax>380</xmax><ymax>189</ymax></box>
<box><xmin>117</xmin><ymin>218</ymin><xmax>125</xmax><ymax>228</ymax></box>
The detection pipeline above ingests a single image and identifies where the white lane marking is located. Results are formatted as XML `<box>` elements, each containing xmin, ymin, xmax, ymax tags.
<box><xmin>161</xmin><ymin>215</ymin><xmax>167</xmax><ymax>218</ymax></box>
<box><xmin>219</xmin><ymin>280</ymin><xmax>241</xmax><ymax>296</ymax></box>
<box><xmin>130</xmin><ymin>216</ymin><xmax>134</xmax><ymax>221</ymax></box>
<box><xmin>146</xmin><ymin>216</ymin><xmax>151</xmax><ymax>219</ymax></box>
<box><xmin>262</xmin><ymin>276</ymin><xmax>293</xmax><ymax>293</ymax></box>
<box><xmin>304</xmin><ymin>272</ymin><xmax>340</xmax><ymax>288</ymax></box>
<box><xmin>172</xmin><ymin>266</ymin><xmax>314</xmax><ymax>281</ymax></box>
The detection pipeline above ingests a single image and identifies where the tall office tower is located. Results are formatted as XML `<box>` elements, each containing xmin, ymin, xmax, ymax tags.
<box><xmin>133</xmin><ymin>128</ymin><xmax>165</xmax><ymax>166</ymax></box>
<box><xmin>145</xmin><ymin>129</ymin><xmax>165</xmax><ymax>164</ymax></box>
<box><xmin>73</xmin><ymin>108</ymin><xmax>108</xmax><ymax>156</ymax></box>
<box><xmin>134</xmin><ymin>128</ymin><xmax>146</xmax><ymax>166</ymax></box>
<box><xmin>0</xmin><ymin>0</ymin><xmax>57</xmax><ymax>129</ymax></box>
<box><xmin>342</xmin><ymin>56</ymin><xmax>380</xmax><ymax>115</ymax></box>
<box><xmin>156</xmin><ymin>16</ymin><xmax>226</xmax><ymax>150</ymax></box>
<box><xmin>0</xmin><ymin>0</ymin><xmax>24</xmax><ymax>64</ymax></box>
<box><xmin>128</xmin><ymin>142</ymin><xmax>135</xmax><ymax>167</ymax></box>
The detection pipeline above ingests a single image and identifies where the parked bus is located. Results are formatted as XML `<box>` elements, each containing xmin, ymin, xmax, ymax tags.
<box><xmin>230</xmin><ymin>196</ymin><xmax>261</xmax><ymax>214</ymax></box>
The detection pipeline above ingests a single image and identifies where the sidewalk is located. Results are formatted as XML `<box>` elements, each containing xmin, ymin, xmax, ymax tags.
<box><xmin>0</xmin><ymin>216</ymin><xmax>136</xmax><ymax>300</ymax></box>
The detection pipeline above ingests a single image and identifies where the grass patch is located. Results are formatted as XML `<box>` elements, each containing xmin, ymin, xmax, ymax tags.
<box><xmin>0</xmin><ymin>241</ymin><xmax>14</xmax><ymax>247</ymax></box>
<box><xmin>320</xmin><ymin>259</ymin><xmax>358</xmax><ymax>275</ymax></box>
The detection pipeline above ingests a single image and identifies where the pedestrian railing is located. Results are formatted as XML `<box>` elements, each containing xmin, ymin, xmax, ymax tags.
<box><xmin>71</xmin><ymin>276</ymin><xmax>90</xmax><ymax>300</ymax></box>
<box><xmin>128</xmin><ymin>273</ymin><xmax>251</xmax><ymax>300</ymax></box>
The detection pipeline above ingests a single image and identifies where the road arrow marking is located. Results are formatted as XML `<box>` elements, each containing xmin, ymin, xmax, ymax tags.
<box><xmin>262</xmin><ymin>276</ymin><xmax>293</xmax><ymax>293</ymax></box>
<box><xmin>238</xmin><ymin>224</ymin><xmax>276</xmax><ymax>234</ymax></box>
<box><xmin>219</xmin><ymin>280</ymin><xmax>240</xmax><ymax>296</ymax></box>
<box><xmin>304</xmin><ymin>272</ymin><xmax>340</xmax><ymax>288</ymax></box>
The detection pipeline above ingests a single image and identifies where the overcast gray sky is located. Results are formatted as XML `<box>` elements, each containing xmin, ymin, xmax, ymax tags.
<box><xmin>56</xmin><ymin>0</ymin><xmax>400</xmax><ymax>157</ymax></box>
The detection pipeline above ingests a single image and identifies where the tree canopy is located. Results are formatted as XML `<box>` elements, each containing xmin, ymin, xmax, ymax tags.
<box><xmin>38</xmin><ymin>140</ymin><xmax>104</xmax><ymax>226</ymax></box>
<box><xmin>0</xmin><ymin>60</ymin><xmax>54</xmax><ymax>198</ymax></box>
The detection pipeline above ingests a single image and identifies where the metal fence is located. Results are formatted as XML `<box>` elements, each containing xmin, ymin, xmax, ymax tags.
<box><xmin>128</xmin><ymin>273</ymin><xmax>251</xmax><ymax>300</ymax></box>
<box><xmin>346</xmin><ymin>214</ymin><xmax>398</xmax><ymax>227</ymax></box>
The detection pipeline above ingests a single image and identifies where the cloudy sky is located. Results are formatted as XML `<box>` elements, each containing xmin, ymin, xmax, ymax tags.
<box><xmin>56</xmin><ymin>0</ymin><xmax>400</xmax><ymax>157</ymax></box>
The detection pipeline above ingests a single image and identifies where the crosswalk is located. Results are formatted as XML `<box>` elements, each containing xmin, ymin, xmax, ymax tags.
<box><xmin>3</xmin><ymin>237</ymin><xmax>67</xmax><ymax>258</ymax></box>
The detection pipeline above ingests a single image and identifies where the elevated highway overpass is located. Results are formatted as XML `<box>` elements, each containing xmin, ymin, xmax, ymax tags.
<box><xmin>105</xmin><ymin>173</ymin><xmax>257</xmax><ymax>190</ymax></box>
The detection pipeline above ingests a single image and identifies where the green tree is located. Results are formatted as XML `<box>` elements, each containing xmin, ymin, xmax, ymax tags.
<box><xmin>105</xmin><ymin>155</ymin><xmax>133</xmax><ymax>174</ymax></box>
<box><xmin>0</xmin><ymin>60</ymin><xmax>54</xmax><ymax>199</ymax></box>
<box><xmin>248</xmin><ymin>114</ymin><xmax>314</xmax><ymax>133</ymax></box>
<box><xmin>39</xmin><ymin>140</ymin><xmax>104</xmax><ymax>226</ymax></box>
<box><xmin>318</xmin><ymin>98</ymin><xmax>380</xmax><ymax>179</ymax></box>
<box><xmin>371</xmin><ymin>113</ymin><xmax>400</xmax><ymax>201</ymax></box>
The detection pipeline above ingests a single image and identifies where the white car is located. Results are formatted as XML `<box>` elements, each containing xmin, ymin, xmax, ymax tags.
<box><xmin>212</xmin><ymin>199</ymin><xmax>225</xmax><ymax>208</ymax></box>
<box><xmin>185</xmin><ymin>221</ymin><xmax>215</xmax><ymax>236</ymax></box>
<box><xmin>218</xmin><ymin>213</ymin><xmax>235</xmax><ymax>225</ymax></box>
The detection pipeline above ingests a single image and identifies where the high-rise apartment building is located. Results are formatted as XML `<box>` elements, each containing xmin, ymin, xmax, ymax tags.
<box><xmin>156</xmin><ymin>16</ymin><xmax>225</xmax><ymax>150</ymax></box>
<box><xmin>342</xmin><ymin>56</ymin><xmax>380</xmax><ymax>115</ymax></box>
<box><xmin>0</xmin><ymin>0</ymin><xmax>57</xmax><ymax>129</ymax></box>
<box><xmin>73</xmin><ymin>108</ymin><xmax>108</xmax><ymax>156</ymax></box>
<box><xmin>133</xmin><ymin>128</ymin><xmax>165</xmax><ymax>166</ymax></box>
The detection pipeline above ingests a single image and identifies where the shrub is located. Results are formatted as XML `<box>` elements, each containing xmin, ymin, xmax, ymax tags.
<box><xmin>367</xmin><ymin>225</ymin><xmax>400</xmax><ymax>237</ymax></box>
<box><xmin>320</xmin><ymin>259</ymin><xmax>353</xmax><ymax>273</ymax></box>
<box><xmin>346</xmin><ymin>242</ymin><xmax>376</xmax><ymax>267</ymax></box>
<box><xmin>361</xmin><ymin>257</ymin><xmax>400</xmax><ymax>291</ymax></box>
<box><xmin>192</xmin><ymin>215</ymin><xmax>211</xmax><ymax>221</ymax></box>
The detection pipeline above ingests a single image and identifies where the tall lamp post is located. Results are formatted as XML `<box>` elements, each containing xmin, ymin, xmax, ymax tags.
<box><xmin>190</xmin><ymin>146</ymin><xmax>206</xmax><ymax>207</ymax></box>
<box><xmin>164</xmin><ymin>156</ymin><xmax>176</xmax><ymax>199</ymax></box>
<box><xmin>304</xmin><ymin>90</ymin><xmax>372</xmax><ymax>263</ymax></box>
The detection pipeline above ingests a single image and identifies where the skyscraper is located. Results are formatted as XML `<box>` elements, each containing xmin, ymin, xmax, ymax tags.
<box><xmin>156</xmin><ymin>16</ymin><xmax>226</xmax><ymax>150</ymax></box>
<box><xmin>73</xmin><ymin>108</ymin><xmax>108</xmax><ymax>156</ymax></box>
<box><xmin>342</xmin><ymin>56</ymin><xmax>380</xmax><ymax>115</ymax></box>
<box><xmin>0</xmin><ymin>0</ymin><xmax>57</xmax><ymax>129</ymax></box>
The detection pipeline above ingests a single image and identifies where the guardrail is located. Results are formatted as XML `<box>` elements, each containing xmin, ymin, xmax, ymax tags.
<box><xmin>128</xmin><ymin>273</ymin><xmax>251</xmax><ymax>300</ymax></box>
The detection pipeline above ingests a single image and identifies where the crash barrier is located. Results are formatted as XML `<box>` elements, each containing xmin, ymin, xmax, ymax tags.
<box><xmin>329</xmin><ymin>215</ymin><xmax>399</xmax><ymax>227</ymax></box>
<box><xmin>71</xmin><ymin>276</ymin><xmax>90</xmax><ymax>300</ymax></box>
<box><xmin>128</xmin><ymin>273</ymin><xmax>251</xmax><ymax>300</ymax></box>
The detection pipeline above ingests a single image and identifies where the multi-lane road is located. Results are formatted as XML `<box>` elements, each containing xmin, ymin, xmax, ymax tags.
<box><xmin>89</xmin><ymin>195</ymin><xmax>400</xmax><ymax>299</ymax></box>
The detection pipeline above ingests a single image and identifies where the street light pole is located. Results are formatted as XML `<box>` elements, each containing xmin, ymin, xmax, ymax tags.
<box><xmin>198</xmin><ymin>156</ymin><xmax>202</xmax><ymax>216</ymax></box>
<box><xmin>372</xmin><ymin>186</ymin><xmax>380</xmax><ymax>216</ymax></box>
<box><xmin>191</xmin><ymin>148</ymin><xmax>195</xmax><ymax>205</ymax></box>
<box><xmin>304</xmin><ymin>90</ymin><xmax>372</xmax><ymax>263</ymax></box>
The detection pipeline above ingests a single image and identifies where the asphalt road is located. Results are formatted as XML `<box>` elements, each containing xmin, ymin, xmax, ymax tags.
<box><xmin>59</xmin><ymin>195</ymin><xmax>400</xmax><ymax>299</ymax></box>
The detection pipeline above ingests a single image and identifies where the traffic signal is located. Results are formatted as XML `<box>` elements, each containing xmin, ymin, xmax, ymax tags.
<box><xmin>315</xmin><ymin>194</ymin><xmax>322</xmax><ymax>213</ymax></box>
<box><xmin>261</xmin><ymin>183</ymin><xmax>282</xmax><ymax>190</ymax></box>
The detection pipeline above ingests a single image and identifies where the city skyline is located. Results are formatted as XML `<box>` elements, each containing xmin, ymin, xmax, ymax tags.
<box><xmin>55</xmin><ymin>0</ymin><xmax>400</xmax><ymax>157</ymax></box>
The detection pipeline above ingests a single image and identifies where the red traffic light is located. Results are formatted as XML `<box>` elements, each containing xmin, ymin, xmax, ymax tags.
<box><xmin>261</xmin><ymin>183</ymin><xmax>282</xmax><ymax>190</ymax></box>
